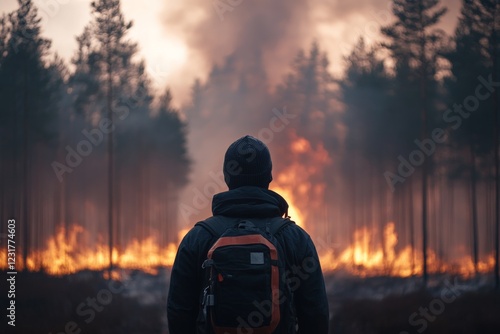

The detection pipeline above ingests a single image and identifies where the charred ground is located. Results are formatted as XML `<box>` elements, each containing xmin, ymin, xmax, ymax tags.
<box><xmin>2</xmin><ymin>270</ymin><xmax>500</xmax><ymax>334</ymax></box>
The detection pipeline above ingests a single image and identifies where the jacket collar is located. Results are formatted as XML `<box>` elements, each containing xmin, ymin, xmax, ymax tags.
<box><xmin>212</xmin><ymin>186</ymin><xmax>289</xmax><ymax>218</ymax></box>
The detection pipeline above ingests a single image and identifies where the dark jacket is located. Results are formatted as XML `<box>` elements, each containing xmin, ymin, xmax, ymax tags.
<box><xmin>167</xmin><ymin>186</ymin><xmax>329</xmax><ymax>334</ymax></box>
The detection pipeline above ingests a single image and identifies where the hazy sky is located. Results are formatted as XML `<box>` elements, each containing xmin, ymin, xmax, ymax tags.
<box><xmin>0</xmin><ymin>0</ymin><xmax>461</xmax><ymax>106</ymax></box>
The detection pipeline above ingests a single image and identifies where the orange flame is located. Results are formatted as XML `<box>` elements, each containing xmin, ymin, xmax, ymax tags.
<box><xmin>0</xmin><ymin>222</ymin><xmax>494</xmax><ymax>277</ymax></box>
<box><xmin>271</xmin><ymin>131</ymin><xmax>332</xmax><ymax>229</ymax></box>
<box><xmin>317</xmin><ymin>222</ymin><xmax>495</xmax><ymax>278</ymax></box>
<box><xmin>0</xmin><ymin>225</ymin><xmax>188</xmax><ymax>276</ymax></box>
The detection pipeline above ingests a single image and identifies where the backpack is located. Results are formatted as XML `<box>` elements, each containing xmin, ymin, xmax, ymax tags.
<box><xmin>195</xmin><ymin>216</ymin><xmax>295</xmax><ymax>334</ymax></box>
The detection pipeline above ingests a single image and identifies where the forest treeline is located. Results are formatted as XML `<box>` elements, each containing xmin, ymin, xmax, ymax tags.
<box><xmin>0</xmin><ymin>0</ymin><xmax>189</xmax><ymax>269</ymax></box>
<box><xmin>0</xmin><ymin>0</ymin><xmax>499</xmax><ymax>284</ymax></box>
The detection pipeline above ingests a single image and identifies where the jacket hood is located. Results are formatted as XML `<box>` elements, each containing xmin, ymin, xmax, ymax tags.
<box><xmin>212</xmin><ymin>186</ymin><xmax>289</xmax><ymax>218</ymax></box>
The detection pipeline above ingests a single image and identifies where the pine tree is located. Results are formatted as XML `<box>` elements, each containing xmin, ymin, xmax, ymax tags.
<box><xmin>275</xmin><ymin>42</ymin><xmax>335</xmax><ymax>143</ymax></box>
<box><xmin>70</xmin><ymin>26</ymin><xmax>100</xmax><ymax>120</ymax></box>
<box><xmin>0</xmin><ymin>14</ymin><xmax>9</xmax><ymax>63</ymax></box>
<box><xmin>70</xmin><ymin>0</ymin><xmax>139</xmax><ymax>274</ymax></box>
<box><xmin>154</xmin><ymin>89</ymin><xmax>190</xmax><ymax>193</ymax></box>
<box><xmin>341</xmin><ymin>38</ymin><xmax>392</xmax><ymax>164</ymax></box>
<box><xmin>382</xmin><ymin>0</ymin><xmax>448</xmax><ymax>287</ymax></box>
<box><xmin>444</xmin><ymin>0</ymin><xmax>495</xmax><ymax>277</ymax></box>
<box><xmin>0</xmin><ymin>0</ymin><xmax>58</xmax><ymax>268</ymax></box>
<box><xmin>69</xmin><ymin>0</ymin><xmax>191</xmax><ymax>270</ymax></box>
<box><xmin>340</xmin><ymin>38</ymin><xmax>401</xmax><ymax>272</ymax></box>
<box><xmin>444</xmin><ymin>0</ymin><xmax>500</xmax><ymax>288</ymax></box>
<box><xmin>474</xmin><ymin>0</ymin><xmax>500</xmax><ymax>290</ymax></box>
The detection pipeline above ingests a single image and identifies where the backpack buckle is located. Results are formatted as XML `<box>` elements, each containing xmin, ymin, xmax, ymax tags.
<box><xmin>237</xmin><ymin>220</ymin><xmax>255</xmax><ymax>229</ymax></box>
<box><xmin>206</xmin><ymin>294</ymin><xmax>215</xmax><ymax>306</ymax></box>
<box><xmin>202</xmin><ymin>287</ymin><xmax>215</xmax><ymax>309</ymax></box>
<box><xmin>202</xmin><ymin>259</ymin><xmax>214</xmax><ymax>269</ymax></box>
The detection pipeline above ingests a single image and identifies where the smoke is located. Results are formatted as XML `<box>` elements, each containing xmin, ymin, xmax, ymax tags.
<box><xmin>160</xmin><ymin>0</ymin><xmax>466</xmax><ymax>257</ymax></box>
<box><xmin>160</xmin><ymin>0</ymin><xmax>459</xmax><ymax>96</ymax></box>
<box><xmin>160</xmin><ymin>0</ymin><xmax>387</xmax><ymax>225</ymax></box>
<box><xmin>162</xmin><ymin>0</ymin><xmax>309</xmax><ymax>86</ymax></box>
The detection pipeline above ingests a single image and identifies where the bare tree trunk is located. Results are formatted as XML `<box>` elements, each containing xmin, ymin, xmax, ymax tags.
<box><xmin>413</xmin><ymin>1</ymin><xmax>431</xmax><ymax>287</ymax></box>
<box><xmin>491</xmin><ymin>2</ymin><xmax>500</xmax><ymax>290</ymax></box>
<box><xmin>494</xmin><ymin>28</ymin><xmax>499</xmax><ymax>290</ymax></box>
<box><xmin>107</xmin><ymin>52</ymin><xmax>114</xmax><ymax>277</ymax></box>
<box><xmin>115</xmin><ymin>160</ymin><xmax>121</xmax><ymax>256</ymax></box>
<box><xmin>64</xmin><ymin>119</ymin><xmax>72</xmax><ymax>249</ymax></box>
<box><xmin>350</xmin><ymin>158</ymin><xmax>357</xmax><ymax>268</ymax></box>
<box><xmin>437</xmin><ymin>175</ymin><xmax>445</xmax><ymax>263</ymax></box>
<box><xmin>470</xmin><ymin>144</ymin><xmax>479</xmax><ymax>275</ymax></box>
<box><xmin>495</xmin><ymin>86</ymin><xmax>499</xmax><ymax>289</ymax></box>
<box><xmin>409</xmin><ymin>178</ymin><xmax>416</xmax><ymax>275</ymax></box>
<box><xmin>486</xmin><ymin>173</ymin><xmax>493</xmax><ymax>253</ymax></box>
<box><xmin>447</xmin><ymin>180</ymin><xmax>454</xmax><ymax>269</ymax></box>
<box><xmin>22</xmin><ymin>61</ymin><xmax>29</xmax><ymax>271</ymax></box>
<box><xmin>420</xmin><ymin>51</ymin><xmax>429</xmax><ymax>290</ymax></box>
<box><xmin>34</xmin><ymin>147</ymin><xmax>40</xmax><ymax>269</ymax></box>
<box><xmin>163</xmin><ymin>177</ymin><xmax>170</xmax><ymax>247</ymax></box>
<box><xmin>145</xmin><ymin>157</ymin><xmax>150</xmax><ymax>240</ymax></box>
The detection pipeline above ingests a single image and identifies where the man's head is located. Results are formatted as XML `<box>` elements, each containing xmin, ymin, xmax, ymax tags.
<box><xmin>223</xmin><ymin>135</ymin><xmax>273</xmax><ymax>190</ymax></box>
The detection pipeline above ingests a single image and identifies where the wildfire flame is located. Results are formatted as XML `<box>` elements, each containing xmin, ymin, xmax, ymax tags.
<box><xmin>0</xmin><ymin>226</ymin><xmax>189</xmax><ymax>276</ymax></box>
<box><xmin>0</xmin><ymin>221</ymin><xmax>493</xmax><ymax>278</ymax></box>
<box><xmin>271</xmin><ymin>131</ymin><xmax>332</xmax><ymax>230</ymax></box>
<box><xmin>0</xmin><ymin>135</ymin><xmax>495</xmax><ymax>278</ymax></box>
<box><xmin>318</xmin><ymin>222</ymin><xmax>495</xmax><ymax>278</ymax></box>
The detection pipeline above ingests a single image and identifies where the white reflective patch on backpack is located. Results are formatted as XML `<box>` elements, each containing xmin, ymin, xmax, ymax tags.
<box><xmin>250</xmin><ymin>252</ymin><xmax>264</xmax><ymax>265</ymax></box>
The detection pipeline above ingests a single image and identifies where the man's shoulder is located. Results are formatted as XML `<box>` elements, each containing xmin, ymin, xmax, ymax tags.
<box><xmin>186</xmin><ymin>215</ymin><xmax>309</xmax><ymax>242</ymax></box>
<box><xmin>179</xmin><ymin>221</ymin><xmax>217</xmax><ymax>248</ymax></box>
<box><xmin>278</xmin><ymin>218</ymin><xmax>310</xmax><ymax>239</ymax></box>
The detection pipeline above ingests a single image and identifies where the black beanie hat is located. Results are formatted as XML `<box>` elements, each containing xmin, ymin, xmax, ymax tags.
<box><xmin>223</xmin><ymin>135</ymin><xmax>273</xmax><ymax>189</ymax></box>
